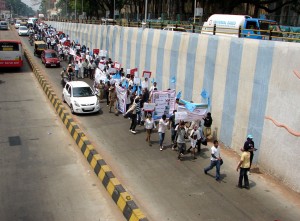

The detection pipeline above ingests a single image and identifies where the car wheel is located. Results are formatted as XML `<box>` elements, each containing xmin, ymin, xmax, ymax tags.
<box><xmin>70</xmin><ymin>104</ymin><xmax>75</xmax><ymax>114</ymax></box>
<box><xmin>62</xmin><ymin>94</ymin><xmax>66</xmax><ymax>103</ymax></box>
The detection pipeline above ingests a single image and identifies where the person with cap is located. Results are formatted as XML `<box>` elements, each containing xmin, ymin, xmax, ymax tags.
<box><xmin>236</xmin><ymin>145</ymin><xmax>251</xmax><ymax>189</ymax></box>
<box><xmin>242</xmin><ymin>134</ymin><xmax>256</xmax><ymax>174</ymax></box>
<box><xmin>108</xmin><ymin>85</ymin><xmax>118</xmax><ymax>116</ymax></box>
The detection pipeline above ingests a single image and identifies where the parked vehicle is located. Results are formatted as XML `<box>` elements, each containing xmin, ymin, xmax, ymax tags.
<box><xmin>163</xmin><ymin>26</ymin><xmax>186</xmax><ymax>32</ymax></box>
<box><xmin>201</xmin><ymin>14</ymin><xmax>280</xmax><ymax>39</ymax></box>
<box><xmin>34</xmin><ymin>41</ymin><xmax>47</xmax><ymax>57</ymax></box>
<box><xmin>62</xmin><ymin>81</ymin><xmax>100</xmax><ymax>114</ymax></box>
<box><xmin>0</xmin><ymin>21</ymin><xmax>9</xmax><ymax>30</ymax></box>
<box><xmin>41</xmin><ymin>49</ymin><xmax>60</xmax><ymax>68</ymax></box>
<box><xmin>18</xmin><ymin>26</ymin><xmax>29</xmax><ymax>36</ymax></box>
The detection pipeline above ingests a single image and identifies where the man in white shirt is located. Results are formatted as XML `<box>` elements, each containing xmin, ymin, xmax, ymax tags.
<box><xmin>158</xmin><ymin>114</ymin><xmax>169</xmax><ymax>151</ymax></box>
<box><xmin>141</xmin><ymin>77</ymin><xmax>149</xmax><ymax>90</ymax></box>
<box><xmin>204</xmin><ymin>140</ymin><xmax>222</xmax><ymax>181</ymax></box>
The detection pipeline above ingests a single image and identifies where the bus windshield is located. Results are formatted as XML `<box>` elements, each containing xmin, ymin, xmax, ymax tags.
<box><xmin>0</xmin><ymin>41</ymin><xmax>23</xmax><ymax>68</ymax></box>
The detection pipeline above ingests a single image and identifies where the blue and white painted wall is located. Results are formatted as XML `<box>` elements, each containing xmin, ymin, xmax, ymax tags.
<box><xmin>49</xmin><ymin>21</ymin><xmax>300</xmax><ymax>192</ymax></box>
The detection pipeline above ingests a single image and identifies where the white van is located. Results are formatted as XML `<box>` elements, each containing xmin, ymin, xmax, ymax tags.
<box><xmin>28</xmin><ymin>17</ymin><xmax>38</xmax><ymax>26</ymax></box>
<box><xmin>0</xmin><ymin>21</ymin><xmax>9</xmax><ymax>30</ymax></box>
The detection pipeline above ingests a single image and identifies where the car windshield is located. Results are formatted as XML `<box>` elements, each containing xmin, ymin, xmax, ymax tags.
<box><xmin>45</xmin><ymin>52</ymin><xmax>57</xmax><ymax>58</ymax></box>
<box><xmin>73</xmin><ymin>87</ymin><xmax>94</xmax><ymax>97</ymax></box>
<box><xmin>19</xmin><ymin>27</ymin><xmax>27</xmax><ymax>30</ymax></box>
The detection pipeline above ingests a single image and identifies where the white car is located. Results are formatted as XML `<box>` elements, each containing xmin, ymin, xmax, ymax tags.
<box><xmin>62</xmin><ymin>81</ymin><xmax>100</xmax><ymax>114</ymax></box>
<box><xmin>18</xmin><ymin>26</ymin><xmax>29</xmax><ymax>36</ymax></box>
<box><xmin>14</xmin><ymin>20</ymin><xmax>21</xmax><ymax>29</ymax></box>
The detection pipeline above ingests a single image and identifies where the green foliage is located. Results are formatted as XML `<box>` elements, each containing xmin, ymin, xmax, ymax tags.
<box><xmin>5</xmin><ymin>0</ymin><xmax>36</xmax><ymax>17</ymax></box>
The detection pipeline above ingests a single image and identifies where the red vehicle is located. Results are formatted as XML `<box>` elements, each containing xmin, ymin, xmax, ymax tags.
<box><xmin>41</xmin><ymin>49</ymin><xmax>60</xmax><ymax>68</ymax></box>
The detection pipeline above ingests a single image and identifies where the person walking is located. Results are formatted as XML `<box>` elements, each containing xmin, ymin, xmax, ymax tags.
<box><xmin>158</xmin><ymin>114</ymin><xmax>169</xmax><ymax>151</ymax></box>
<box><xmin>189</xmin><ymin>125</ymin><xmax>200</xmax><ymax>159</ymax></box>
<box><xmin>144</xmin><ymin>113</ymin><xmax>156</xmax><ymax>146</ymax></box>
<box><xmin>176</xmin><ymin>121</ymin><xmax>187</xmax><ymax>161</ymax></box>
<box><xmin>204</xmin><ymin>140</ymin><xmax>222</xmax><ymax>181</ymax></box>
<box><xmin>74</xmin><ymin>61</ymin><xmax>79</xmax><ymax>80</ymax></box>
<box><xmin>169</xmin><ymin>110</ymin><xmax>177</xmax><ymax>150</ymax></box>
<box><xmin>125</xmin><ymin>97</ymin><xmax>139</xmax><ymax>134</ymax></box>
<box><xmin>108</xmin><ymin>85</ymin><xmax>118</xmax><ymax>116</ymax></box>
<box><xmin>236</xmin><ymin>145</ymin><xmax>251</xmax><ymax>189</ymax></box>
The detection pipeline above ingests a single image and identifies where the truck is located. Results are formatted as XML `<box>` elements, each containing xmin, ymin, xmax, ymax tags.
<box><xmin>201</xmin><ymin>14</ymin><xmax>280</xmax><ymax>39</ymax></box>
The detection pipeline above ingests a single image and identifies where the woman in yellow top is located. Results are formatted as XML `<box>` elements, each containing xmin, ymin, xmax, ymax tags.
<box><xmin>236</xmin><ymin>146</ymin><xmax>251</xmax><ymax>189</ymax></box>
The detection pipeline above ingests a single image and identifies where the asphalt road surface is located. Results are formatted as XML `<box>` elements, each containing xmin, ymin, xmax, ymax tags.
<box><xmin>0</xmin><ymin>28</ymin><xmax>125</xmax><ymax>221</ymax></box>
<box><xmin>5</xmin><ymin>26</ymin><xmax>300</xmax><ymax>221</ymax></box>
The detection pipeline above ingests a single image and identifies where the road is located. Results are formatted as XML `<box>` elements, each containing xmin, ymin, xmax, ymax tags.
<box><xmin>7</xmin><ymin>26</ymin><xmax>300</xmax><ymax>221</ymax></box>
<box><xmin>0</xmin><ymin>29</ymin><xmax>125</xmax><ymax>221</ymax></box>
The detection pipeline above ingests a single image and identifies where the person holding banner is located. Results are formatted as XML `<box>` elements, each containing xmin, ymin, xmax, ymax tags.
<box><xmin>145</xmin><ymin>113</ymin><xmax>156</xmax><ymax>146</ymax></box>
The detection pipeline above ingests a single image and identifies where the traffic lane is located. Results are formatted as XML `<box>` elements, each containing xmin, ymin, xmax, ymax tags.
<box><xmin>19</xmin><ymin>35</ymin><xmax>300</xmax><ymax>220</ymax></box>
<box><xmin>0</xmin><ymin>48</ymin><xmax>125</xmax><ymax>220</ymax></box>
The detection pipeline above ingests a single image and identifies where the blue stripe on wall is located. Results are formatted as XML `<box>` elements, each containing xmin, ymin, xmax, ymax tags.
<box><xmin>169</xmin><ymin>33</ymin><xmax>182</xmax><ymax>89</ymax></box>
<box><xmin>126</xmin><ymin>29</ymin><xmax>133</xmax><ymax>69</ymax></box>
<box><xmin>247</xmin><ymin>41</ymin><xmax>274</xmax><ymax>161</ymax></box>
<box><xmin>155</xmin><ymin>32</ymin><xmax>167</xmax><ymax>90</ymax></box>
<box><xmin>184</xmin><ymin>34</ymin><xmax>199</xmax><ymax>101</ymax></box>
<box><xmin>202</xmin><ymin>36</ymin><xmax>218</xmax><ymax>99</ymax></box>
<box><xmin>135</xmin><ymin>29</ymin><xmax>143</xmax><ymax>68</ymax></box>
<box><xmin>145</xmin><ymin>29</ymin><xmax>154</xmax><ymax>70</ymax></box>
<box><xmin>220</xmin><ymin>38</ymin><xmax>244</xmax><ymax>146</ymax></box>
<box><xmin>118</xmin><ymin>28</ymin><xmax>124</xmax><ymax>64</ymax></box>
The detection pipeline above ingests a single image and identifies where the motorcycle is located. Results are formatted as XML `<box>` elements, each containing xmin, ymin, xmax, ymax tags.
<box><xmin>29</xmin><ymin>35</ymin><xmax>34</xmax><ymax>46</ymax></box>
<box><xmin>61</xmin><ymin>76</ymin><xmax>69</xmax><ymax>87</ymax></box>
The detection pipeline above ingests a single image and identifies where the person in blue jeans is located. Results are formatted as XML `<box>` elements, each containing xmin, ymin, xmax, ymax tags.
<box><xmin>204</xmin><ymin>140</ymin><xmax>222</xmax><ymax>181</ymax></box>
<box><xmin>158</xmin><ymin>114</ymin><xmax>169</xmax><ymax>151</ymax></box>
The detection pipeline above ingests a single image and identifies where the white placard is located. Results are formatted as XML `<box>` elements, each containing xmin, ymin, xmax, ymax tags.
<box><xmin>143</xmin><ymin>103</ymin><xmax>156</xmax><ymax>111</ymax></box>
<box><xmin>175</xmin><ymin>112</ymin><xmax>188</xmax><ymax>121</ymax></box>
<box><xmin>134</xmin><ymin>77</ymin><xmax>140</xmax><ymax>85</ymax></box>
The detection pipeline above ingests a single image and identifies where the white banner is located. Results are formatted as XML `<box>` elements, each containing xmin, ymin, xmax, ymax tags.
<box><xmin>116</xmin><ymin>85</ymin><xmax>127</xmax><ymax>113</ymax></box>
<box><xmin>176</xmin><ymin>105</ymin><xmax>207</xmax><ymax>122</ymax></box>
<box><xmin>151</xmin><ymin>90</ymin><xmax>176</xmax><ymax>120</ymax></box>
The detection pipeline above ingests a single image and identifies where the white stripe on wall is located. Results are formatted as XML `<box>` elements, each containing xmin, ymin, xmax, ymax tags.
<box><xmin>129</xmin><ymin>28</ymin><xmax>138</xmax><ymax>70</ymax></box>
<box><xmin>138</xmin><ymin>29</ymin><xmax>149</xmax><ymax>75</ymax></box>
<box><xmin>160</xmin><ymin>32</ymin><xmax>174</xmax><ymax>90</ymax></box>
<box><xmin>176</xmin><ymin>34</ymin><xmax>190</xmax><ymax>95</ymax></box>
<box><xmin>191</xmin><ymin>35</ymin><xmax>209</xmax><ymax>103</ymax></box>
<box><xmin>121</xmin><ymin>28</ymin><xmax>129</xmax><ymax>68</ymax></box>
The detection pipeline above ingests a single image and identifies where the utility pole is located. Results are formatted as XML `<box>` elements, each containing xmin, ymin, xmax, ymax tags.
<box><xmin>75</xmin><ymin>0</ymin><xmax>76</xmax><ymax>20</ymax></box>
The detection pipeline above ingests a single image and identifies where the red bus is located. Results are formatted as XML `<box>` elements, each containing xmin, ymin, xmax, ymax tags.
<box><xmin>0</xmin><ymin>40</ymin><xmax>23</xmax><ymax>68</ymax></box>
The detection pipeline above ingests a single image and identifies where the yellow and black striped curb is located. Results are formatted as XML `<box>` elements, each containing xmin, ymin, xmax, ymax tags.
<box><xmin>24</xmin><ymin>49</ymin><xmax>148</xmax><ymax>221</ymax></box>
